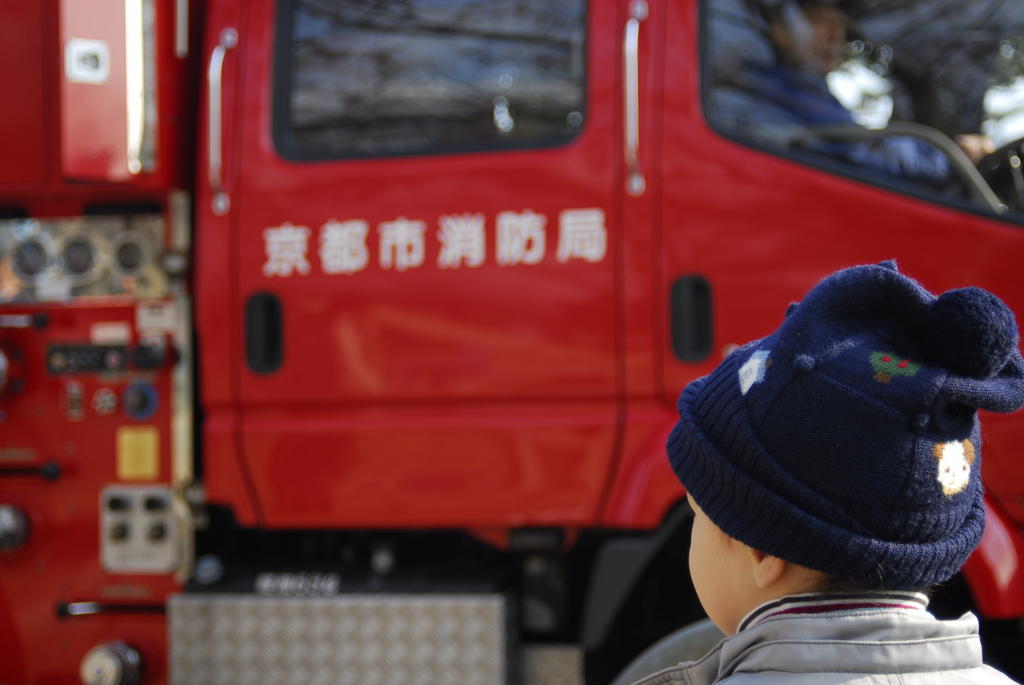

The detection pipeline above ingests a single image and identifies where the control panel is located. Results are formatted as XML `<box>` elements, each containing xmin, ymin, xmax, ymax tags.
<box><xmin>48</xmin><ymin>344</ymin><xmax>130</xmax><ymax>374</ymax></box>
<box><xmin>0</xmin><ymin>205</ymin><xmax>193</xmax><ymax>684</ymax></box>
<box><xmin>0</xmin><ymin>214</ymin><xmax>167</xmax><ymax>304</ymax></box>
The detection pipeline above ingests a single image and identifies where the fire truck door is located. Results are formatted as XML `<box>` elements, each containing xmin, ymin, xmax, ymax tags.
<box><xmin>208</xmin><ymin>0</ymin><xmax>630</xmax><ymax>528</ymax></box>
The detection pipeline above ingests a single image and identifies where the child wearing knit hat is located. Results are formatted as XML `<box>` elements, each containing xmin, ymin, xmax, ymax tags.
<box><xmin>633</xmin><ymin>262</ymin><xmax>1024</xmax><ymax>684</ymax></box>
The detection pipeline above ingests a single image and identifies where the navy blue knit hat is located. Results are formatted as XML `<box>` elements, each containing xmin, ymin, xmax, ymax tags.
<box><xmin>667</xmin><ymin>262</ymin><xmax>1024</xmax><ymax>589</ymax></box>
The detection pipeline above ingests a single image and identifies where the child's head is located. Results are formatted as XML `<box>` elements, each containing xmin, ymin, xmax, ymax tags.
<box><xmin>667</xmin><ymin>263</ymin><xmax>1024</xmax><ymax>633</ymax></box>
<box><xmin>685</xmin><ymin>491</ymin><xmax>831</xmax><ymax>633</ymax></box>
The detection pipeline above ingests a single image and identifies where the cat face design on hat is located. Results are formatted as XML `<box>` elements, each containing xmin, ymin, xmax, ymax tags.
<box><xmin>933</xmin><ymin>440</ymin><xmax>976</xmax><ymax>497</ymax></box>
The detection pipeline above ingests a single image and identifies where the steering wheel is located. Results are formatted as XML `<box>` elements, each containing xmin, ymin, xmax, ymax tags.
<box><xmin>976</xmin><ymin>137</ymin><xmax>1024</xmax><ymax>214</ymax></box>
<box><xmin>784</xmin><ymin>121</ymin><xmax>1006</xmax><ymax>214</ymax></box>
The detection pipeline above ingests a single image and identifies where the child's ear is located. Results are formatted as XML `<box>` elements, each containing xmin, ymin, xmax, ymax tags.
<box><xmin>747</xmin><ymin>547</ymin><xmax>787</xmax><ymax>589</ymax></box>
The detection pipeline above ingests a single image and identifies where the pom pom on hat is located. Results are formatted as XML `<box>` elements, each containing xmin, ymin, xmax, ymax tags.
<box><xmin>922</xmin><ymin>288</ymin><xmax>1020</xmax><ymax>379</ymax></box>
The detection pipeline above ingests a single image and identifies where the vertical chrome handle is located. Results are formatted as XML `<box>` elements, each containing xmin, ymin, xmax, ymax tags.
<box><xmin>623</xmin><ymin>0</ymin><xmax>648</xmax><ymax>196</ymax></box>
<box><xmin>175</xmin><ymin>0</ymin><xmax>190</xmax><ymax>58</ymax></box>
<box><xmin>208</xmin><ymin>28</ymin><xmax>237</xmax><ymax>216</ymax></box>
<box><xmin>125</xmin><ymin>0</ymin><xmax>146</xmax><ymax>175</ymax></box>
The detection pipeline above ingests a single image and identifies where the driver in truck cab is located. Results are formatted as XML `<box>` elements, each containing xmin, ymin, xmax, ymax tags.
<box><xmin>709</xmin><ymin>0</ymin><xmax>994</xmax><ymax>186</ymax></box>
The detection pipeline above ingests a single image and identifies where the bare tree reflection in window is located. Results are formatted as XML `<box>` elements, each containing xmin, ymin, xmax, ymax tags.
<box><xmin>282</xmin><ymin>0</ymin><xmax>587</xmax><ymax>158</ymax></box>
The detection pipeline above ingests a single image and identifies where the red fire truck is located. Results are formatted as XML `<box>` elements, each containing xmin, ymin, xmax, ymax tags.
<box><xmin>2</xmin><ymin>0</ymin><xmax>1024</xmax><ymax>683</ymax></box>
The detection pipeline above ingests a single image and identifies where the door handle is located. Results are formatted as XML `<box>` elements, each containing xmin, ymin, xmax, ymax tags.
<box><xmin>175</xmin><ymin>0</ymin><xmax>190</xmax><ymax>58</ymax></box>
<box><xmin>208</xmin><ymin>27</ymin><xmax>238</xmax><ymax>216</ymax></box>
<box><xmin>246</xmin><ymin>293</ymin><xmax>283</xmax><ymax>374</ymax></box>
<box><xmin>671</xmin><ymin>276</ymin><xmax>713</xmax><ymax>362</ymax></box>
<box><xmin>623</xmin><ymin>0</ymin><xmax>648</xmax><ymax>196</ymax></box>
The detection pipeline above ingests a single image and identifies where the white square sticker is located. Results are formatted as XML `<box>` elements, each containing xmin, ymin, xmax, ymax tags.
<box><xmin>65</xmin><ymin>38</ymin><xmax>110</xmax><ymax>85</ymax></box>
<box><xmin>137</xmin><ymin>301</ymin><xmax>177</xmax><ymax>335</ymax></box>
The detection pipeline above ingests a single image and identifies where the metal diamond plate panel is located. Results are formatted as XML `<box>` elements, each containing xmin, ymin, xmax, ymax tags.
<box><xmin>169</xmin><ymin>594</ymin><xmax>507</xmax><ymax>685</ymax></box>
<box><xmin>522</xmin><ymin>645</ymin><xmax>583</xmax><ymax>685</ymax></box>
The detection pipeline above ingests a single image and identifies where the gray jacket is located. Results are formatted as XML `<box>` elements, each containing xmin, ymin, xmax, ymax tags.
<box><xmin>631</xmin><ymin>601</ymin><xmax>1016</xmax><ymax>684</ymax></box>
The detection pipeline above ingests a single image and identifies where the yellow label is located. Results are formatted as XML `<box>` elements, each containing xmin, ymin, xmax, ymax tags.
<box><xmin>116</xmin><ymin>426</ymin><xmax>159</xmax><ymax>481</ymax></box>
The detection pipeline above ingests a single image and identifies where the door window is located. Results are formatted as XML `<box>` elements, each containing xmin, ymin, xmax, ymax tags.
<box><xmin>703</xmin><ymin>0</ymin><xmax>1024</xmax><ymax>217</ymax></box>
<box><xmin>274</xmin><ymin>0</ymin><xmax>587</xmax><ymax>160</ymax></box>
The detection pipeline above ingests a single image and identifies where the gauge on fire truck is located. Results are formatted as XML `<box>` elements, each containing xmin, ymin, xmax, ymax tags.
<box><xmin>110</xmin><ymin>231</ymin><xmax>149</xmax><ymax>277</ymax></box>
<box><xmin>12</xmin><ymin>237</ymin><xmax>52</xmax><ymax>281</ymax></box>
<box><xmin>61</xmin><ymin>234</ymin><xmax>106</xmax><ymax>286</ymax></box>
<box><xmin>62</xmin><ymin>236</ymin><xmax>96</xmax><ymax>276</ymax></box>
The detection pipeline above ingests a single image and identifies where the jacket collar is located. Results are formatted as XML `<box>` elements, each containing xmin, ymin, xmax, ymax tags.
<box><xmin>737</xmin><ymin>590</ymin><xmax>930</xmax><ymax>631</ymax></box>
<box><xmin>636</xmin><ymin>593</ymin><xmax>983</xmax><ymax>684</ymax></box>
